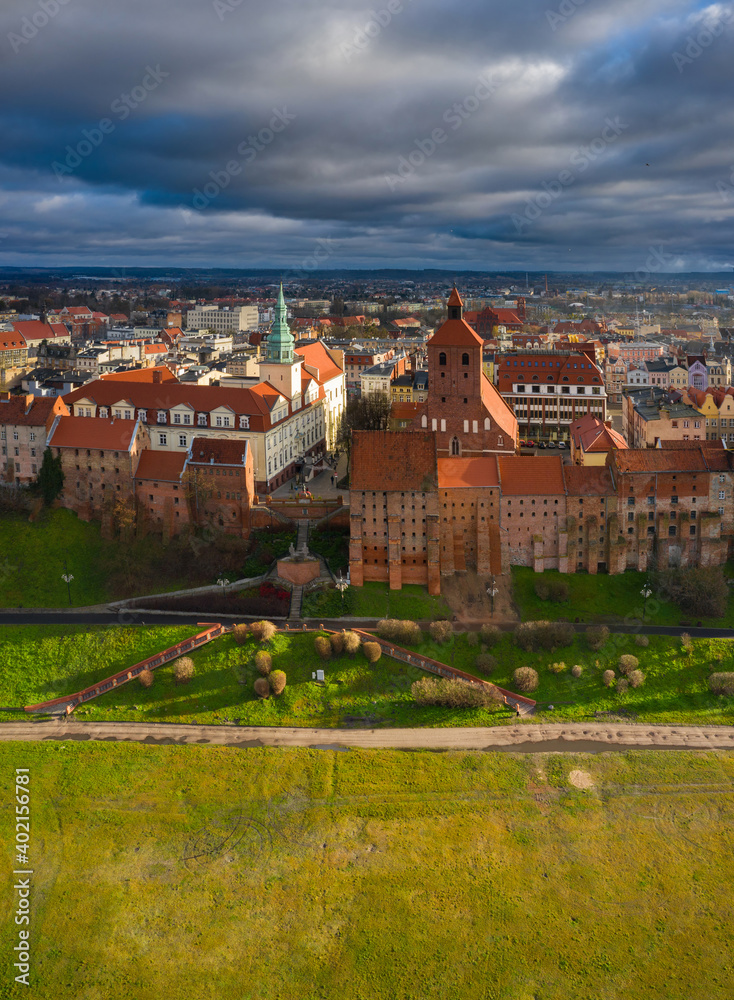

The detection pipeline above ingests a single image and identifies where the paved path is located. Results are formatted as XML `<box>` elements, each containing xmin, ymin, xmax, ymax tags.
<box><xmin>3</xmin><ymin>720</ymin><xmax>734</xmax><ymax>753</ymax></box>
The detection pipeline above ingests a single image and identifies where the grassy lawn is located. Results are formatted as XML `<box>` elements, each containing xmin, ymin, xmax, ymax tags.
<box><xmin>1</xmin><ymin>624</ymin><xmax>733</xmax><ymax>728</ymax></box>
<box><xmin>0</xmin><ymin>509</ymin><xmax>111</xmax><ymax>607</ymax></box>
<box><xmin>512</xmin><ymin>565</ymin><xmax>734</xmax><ymax>627</ymax></box>
<box><xmin>303</xmin><ymin>580</ymin><xmax>451</xmax><ymax>620</ymax></box>
<box><xmin>1</xmin><ymin>741</ymin><xmax>733</xmax><ymax>999</ymax></box>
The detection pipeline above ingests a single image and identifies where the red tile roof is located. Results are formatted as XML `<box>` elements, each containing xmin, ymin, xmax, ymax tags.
<box><xmin>12</xmin><ymin>320</ymin><xmax>70</xmax><ymax>343</ymax></box>
<box><xmin>48</xmin><ymin>416</ymin><xmax>139</xmax><ymax>451</ymax></box>
<box><xmin>447</xmin><ymin>288</ymin><xmax>463</xmax><ymax>309</ymax></box>
<box><xmin>497</xmin><ymin>455</ymin><xmax>566</xmax><ymax>495</ymax></box>
<box><xmin>570</xmin><ymin>414</ymin><xmax>627</xmax><ymax>452</ymax></box>
<box><xmin>612</xmin><ymin>449</ymin><xmax>714</xmax><ymax>474</ymax></box>
<box><xmin>428</xmin><ymin>317</ymin><xmax>484</xmax><ymax>349</ymax></box>
<box><xmin>98</xmin><ymin>365</ymin><xmax>177</xmax><ymax>383</ymax></box>
<box><xmin>295</xmin><ymin>340</ymin><xmax>343</xmax><ymax>384</ymax></box>
<box><xmin>660</xmin><ymin>438</ymin><xmax>724</xmax><ymax>450</ymax></box>
<box><xmin>438</xmin><ymin>457</ymin><xmax>500</xmax><ymax>489</ymax></box>
<box><xmin>134</xmin><ymin>450</ymin><xmax>186</xmax><ymax>482</ymax></box>
<box><xmin>0</xmin><ymin>394</ymin><xmax>66</xmax><ymax>426</ymax></box>
<box><xmin>390</xmin><ymin>401</ymin><xmax>422</xmax><ymax>420</ymax></box>
<box><xmin>481</xmin><ymin>374</ymin><xmax>520</xmax><ymax>438</ymax></box>
<box><xmin>497</xmin><ymin>352</ymin><xmax>603</xmax><ymax>391</ymax></box>
<box><xmin>187</xmin><ymin>437</ymin><xmax>250</xmax><ymax>466</ymax></box>
<box><xmin>563</xmin><ymin>465</ymin><xmax>614</xmax><ymax>496</ymax></box>
<box><xmin>144</xmin><ymin>344</ymin><xmax>168</xmax><ymax>355</ymax></box>
<box><xmin>351</xmin><ymin>430</ymin><xmax>436</xmax><ymax>491</ymax></box>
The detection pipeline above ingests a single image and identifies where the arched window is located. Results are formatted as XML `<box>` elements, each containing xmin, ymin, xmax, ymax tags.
<box><xmin>421</xmin><ymin>414</ymin><xmax>427</xmax><ymax>428</ymax></box>
<box><xmin>451</xmin><ymin>437</ymin><xmax>461</xmax><ymax>456</ymax></box>
<box><xmin>439</xmin><ymin>352</ymin><xmax>447</xmax><ymax>366</ymax></box>
<box><xmin>461</xmin><ymin>353</ymin><xmax>469</xmax><ymax>366</ymax></box>
<box><xmin>532</xmin><ymin>375</ymin><xmax>539</xmax><ymax>382</ymax></box>
<box><xmin>577</xmin><ymin>376</ymin><xmax>584</xmax><ymax>383</ymax></box>
<box><xmin>562</xmin><ymin>376</ymin><xmax>569</xmax><ymax>382</ymax></box>
<box><xmin>547</xmin><ymin>375</ymin><xmax>553</xmax><ymax>381</ymax></box>
<box><xmin>484</xmin><ymin>417</ymin><xmax>491</xmax><ymax>431</ymax></box>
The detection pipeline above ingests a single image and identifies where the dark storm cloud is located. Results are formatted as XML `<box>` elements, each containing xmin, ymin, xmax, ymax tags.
<box><xmin>0</xmin><ymin>0</ymin><xmax>732</xmax><ymax>268</ymax></box>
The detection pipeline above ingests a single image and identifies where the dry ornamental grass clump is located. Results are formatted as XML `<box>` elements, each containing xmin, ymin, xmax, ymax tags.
<box><xmin>250</xmin><ymin>620</ymin><xmax>277</xmax><ymax>643</ymax></box>
<box><xmin>618</xmin><ymin>654</ymin><xmax>639</xmax><ymax>676</ymax></box>
<box><xmin>174</xmin><ymin>657</ymin><xmax>194</xmax><ymax>684</ymax></box>
<box><xmin>314</xmin><ymin>636</ymin><xmax>331</xmax><ymax>660</ymax></box>
<box><xmin>254</xmin><ymin>651</ymin><xmax>272</xmax><ymax>676</ymax></box>
<box><xmin>603</xmin><ymin>669</ymin><xmax>616</xmax><ymax>688</ymax></box>
<box><xmin>429</xmin><ymin>620</ymin><xmax>453</xmax><ymax>644</ymax></box>
<box><xmin>628</xmin><ymin>669</ymin><xmax>645</xmax><ymax>688</ymax></box>
<box><xmin>232</xmin><ymin>624</ymin><xmax>249</xmax><ymax>645</ymax></box>
<box><xmin>139</xmin><ymin>668</ymin><xmax>153</xmax><ymax>688</ymax></box>
<box><xmin>362</xmin><ymin>641</ymin><xmax>382</xmax><ymax>663</ymax></box>
<box><xmin>513</xmin><ymin>667</ymin><xmax>539</xmax><ymax>693</ymax></box>
<box><xmin>571</xmin><ymin>665</ymin><xmax>583</xmax><ymax>678</ymax></box>
<box><xmin>708</xmin><ymin>672</ymin><xmax>734</xmax><ymax>696</ymax></box>
<box><xmin>269</xmin><ymin>670</ymin><xmax>287</xmax><ymax>695</ymax></box>
<box><xmin>616</xmin><ymin>678</ymin><xmax>629</xmax><ymax>695</ymax></box>
<box><xmin>253</xmin><ymin>677</ymin><xmax>270</xmax><ymax>699</ymax></box>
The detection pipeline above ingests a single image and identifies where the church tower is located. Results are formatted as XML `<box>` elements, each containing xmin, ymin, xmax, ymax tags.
<box><xmin>259</xmin><ymin>284</ymin><xmax>302</xmax><ymax>400</ymax></box>
<box><xmin>411</xmin><ymin>287</ymin><xmax>518</xmax><ymax>455</ymax></box>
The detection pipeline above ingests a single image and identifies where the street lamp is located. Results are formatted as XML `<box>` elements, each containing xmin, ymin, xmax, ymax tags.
<box><xmin>61</xmin><ymin>572</ymin><xmax>74</xmax><ymax>605</ymax></box>
<box><xmin>216</xmin><ymin>576</ymin><xmax>229</xmax><ymax>598</ymax></box>
<box><xmin>335</xmin><ymin>571</ymin><xmax>349</xmax><ymax>608</ymax></box>
<box><xmin>487</xmin><ymin>575</ymin><xmax>499</xmax><ymax>615</ymax></box>
<box><xmin>640</xmin><ymin>583</ymin><xmax>652</xmax><ymax>621</ymax></box>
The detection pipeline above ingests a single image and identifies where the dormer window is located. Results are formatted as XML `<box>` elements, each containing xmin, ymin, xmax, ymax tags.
<box><xmin>157</xmin><ymin>410</ymin><xmax>167</xmax><ymax>424</ymax></box>
<box><xmin>138</xmin><ymin>409</ymin><xmax>147</xmax><ymax>423</ymax></box>
<box><xmin>239</xmin><ymin>415</ymin><xmax>250</xmax><ymax>429</ymax></box>
<box><xmin>198</xmin><ymin>413</ymin><xmax>207</xmax><ymax>426</ymax></box>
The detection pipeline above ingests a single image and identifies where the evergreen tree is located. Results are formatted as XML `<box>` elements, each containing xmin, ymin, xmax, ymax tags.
<box><xmin>36</xmin><ymin>448</ymin><xmax>64</xmax><ymax>505</ymax></box>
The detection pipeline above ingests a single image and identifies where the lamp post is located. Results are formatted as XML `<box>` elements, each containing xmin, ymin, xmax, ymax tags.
<box><xmin>61</xmin><ymin>556</ymin><xmax>73</xmax><ymax>605</ymax></box>
<box><xmin>640</xmin><ymin>583</ymin><xmax>652</xmax><ymax>621</ymax></box>
<box><xmin>216</xmin><ymin>576</ymin><xmax>229</xmax><ymax>599</ymax></box>
<box><xmin>487</xmin><ymin>575</ymin><xmax>499</xmax><ymax>615</ymax></box>
<box><xmin>335</xmin><ymin>571</ymin><xmax>349</xmax><ymax>609</ymax></box>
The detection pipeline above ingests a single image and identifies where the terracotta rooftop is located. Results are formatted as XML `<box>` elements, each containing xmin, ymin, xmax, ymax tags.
<box><xmin>659</xmin><ymin>438</ymin><xmax>724</xmax><ymax>450</ymax></box>
<box><xmin>428</xmin><ymin>317</ymin><xmax>484</xmax><ymax>349</ymax></box>
<box><xmin>12</xmin><ymin>320</ymin><xmax>70</xmax><ymax>342</ymax></box>
<box><xmin>0</xmin><ymin>393</ymin><xmax>65</xmax><ymax>426</ymax></box>
<box><xmin>99</xmin><ymin>365</ymin><xmax>177</xmax><ymax>384</ymax></box>
<box><xmin>134</xmin><ymin>450</ymin><xmax>186</xmax><ymax>482</ymax></box>
<box><xmin>295</xmin><ymin>340</ymin><xmax>343</xmax><ymax>384</ymax></box>
<box><xmin>563</xmin><ymin>465</ymin><xmax>615</xmax><ymax>496</ymax></box>
<box><xmin>437</xmin><ymin>457</ymin><xmax>500</xmax><ymax>489</ymax></box>
<box><xmin>497</xmin><ymin>455</ymin><xmax>566</xmax><ymax>495</ymax></box>
<box><xmin>612</xmin><ymin>449</ymin><xmax>715</xmax><ymax>474</ymax></box>
<box><xmin>48</xmin><ymin>416</ymin><xmax>139</xmax><ymax>451</ymax></box>
<box><xmin>570</xmin><ymin>413</ymin><xmax>627</xmax><ymax>453</ymax></box>
<box><xmin>351</xmin><ymin>430</ymin><xmax>436</xmax><ymax>491</ymax></box>
<box><xmin>187</xmin><ymin>437</ymin><xmax>250</xmax><ymax>466</ymax></box>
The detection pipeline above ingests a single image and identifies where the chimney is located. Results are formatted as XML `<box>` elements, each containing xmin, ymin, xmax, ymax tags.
<box><xmin>152</xmin><ymin>370</ymin><xmax>162</xmax><ymax>384</ymax></box>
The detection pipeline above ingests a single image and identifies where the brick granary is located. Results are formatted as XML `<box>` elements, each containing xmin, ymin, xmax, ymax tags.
<box><xmin>348</xmin><ymin>292</ymin><xmax>734</xmax><ymax>592</ymax></box>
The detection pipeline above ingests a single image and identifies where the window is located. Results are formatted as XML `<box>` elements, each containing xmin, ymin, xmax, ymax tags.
<box><xmin>719</xmin><ymin>490</ymin><xmax>726</xmax><ymax>500</ymax></box>
<box><xmin>157</xmin><ymin>411</ymin><xmax>166</xmax><ymax>423</ymax></box>
<box><xmin>668</xmin><ymin>525</ymin><xmax>676</xmax><ymax>536</ymax></box>
<box><xmin>158</xmin><ymin>433</ymin><xmax>167</xmax><ymax>446</ymax></box>
<box><xmin>439</xmin><ymin>352</ymin><xmax>447</xmax><ymax>366</ymax></box>
<box><xmin>178</xmin><ymin>435</ymin><xmax>187</xmax><ymax>448</ymax></box>
<box><xmin>461</xmin><ymin>353</ymin><xmax>469</xmax><ymax>366</ymax></box>
<box><xmin>239</xmin><ymin>415</ymin><xmax>250</xmax><ymax>429</ymax></box>
<box><xmin>198</xmin><ymin>413</ymin><xmax>207</xmax><ymax>427</ymax></box>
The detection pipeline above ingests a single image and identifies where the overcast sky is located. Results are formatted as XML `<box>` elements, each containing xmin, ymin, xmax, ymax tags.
<box><xmin>1</xmin><ymin>0</ymin><xmax>733</xmax><ymax>272</ymax></box>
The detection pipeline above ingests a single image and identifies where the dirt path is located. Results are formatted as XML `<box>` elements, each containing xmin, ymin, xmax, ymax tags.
<box><xmin>2</xmin><ymin>720</ymin><xmax>734</xmax><ymax>752</ymax></box>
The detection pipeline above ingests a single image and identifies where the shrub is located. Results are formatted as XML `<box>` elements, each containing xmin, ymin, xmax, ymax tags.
<box><xmin>232</xmin><ymin>623</ymin><xmax>249</xmax><ymax>645</ymax></box>
<box><xmin>534</xmin><ymin>579</ymin><xmax>550</xmax><ymax>601</ymax></box>
<box><xmin>342</xmin><ymin>630</ymin><xmax>361</xmax><ymax>655</ymax></box>
<box><xmin>681</xmin><ymin>633</ymin><xmax>693</xmax><ymax>653</ymax></box>
<box><xmin>571</xmin><ymin>664</ymin><xmax>583</xmax><ymax>678</ymax></box>
<box><xmin>586</xmin><ymin>625</ymin><xmax>609</xmax><ymax>652</ymax></box>
<box><xmin>628</xmin><ymin>669</ymin><xmax>645</xmax><ymax>688</ymax></box>
<box><xmin>618</xmin><ymin>654</ymin><xmax>639</xmax><ymax>676</ymax></box>
<box><xmin>269</xmin><ymin>670</ymin><xmax>287</xmax><ymax>695</ymax></box>
<box><xmin>603</xmin><ymin>669</ymin><xmax>616</xmax><ymax>688</ymax></box>
<box><xmin>635</xmin><ymin>634</ymin><xmax>649</xmax><ymax>648</ymax></box>
<box><xmin>250</xmin><ymin>620</ymin><xmax>277</xmax><ymax>643</ymax></box>
<box><xmin>329</xmin><ymin>632</ymin><xmax>344</xmax><ymax>655</ymax></box>
<box><xmin>513</xmin><ymin>667</ymin><xmax>539</xmax><ymax>693</ymax></box>
<box><xmin>479</xmin><ymin>624</ymin><xmax>502</xmax><ymax>648</ymax></box>
<box><xmin>616</xmin><ymin>678</ymin><xmax>629</xmax><ymax>695</ymax></box>
<box><xmin>655</xmin><ymin>565</ymin><xmax>728</xmax><ymax>619</ymax></box>
<box><xmin>377</xmin><ymin>619</ymin><xmax>422</xmax><ymax>645</ymax></box>
<box><xmin>475</xmin><ymin>653</ymin><xmax>497</xmax><ymax>675</ymax></box>
<box><xmin>174</xmin><ymin>657</ymin><xmax>195</xmax><ymax>684</ymax></box>
<box><xmin>428</xmin><ymin>620</ymin><xmax>453</xmax><ymax>644</ymax></box>
<box><xmin>314</xmin><ymin>636</ymin><xmax>331</xmax><ymax>660</ymax></box>
<box><xmin>254</xmin><ymin>677</ymin><xmax>270</xmax><ymax>699</ymax></box>
<box><xmin>362</xmin><ymin>641</ymin><xmax>382</xmax><ymax>663</ymax></box>
<box><xmin>139</xmin><ymin>668</ymin><xmax>153</xmax><ymax>688</ymax></box>
<box><xmin>548</xmin><ymin>661</ymin><xmax>566</xmax><ymax>675</ymax></box>
<box><xmin>548</xmin><ymin>579</ymin><xmax>570</xmax><ymax>602</ymax></box>
<box><xmin>515</xmin><ymin>621</ymin><xmax>572</xmax><ymax>652</ymax></box>
<box><xmin>466</xmin><ymin>631</ymin><xmax>479</xmax><ymax>647</ymax></box>
<box><xmin>708</xmin><ymin>672</ymin><xmax>734</xmax><ymax>696</ymax></box>
<box><xmin>411</xmin><ymin>677</ymin><xmax>502</xmax><ymax>709</ymax></box>
<box><xmin>254</xmin><ymin>651</ymin><xmax>272</xmax><ymax>676</ymax></box>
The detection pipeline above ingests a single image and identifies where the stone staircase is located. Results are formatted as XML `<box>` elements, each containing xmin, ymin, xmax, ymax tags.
<box><xmin>288</xmin><ymin>585</ymin><xmax>304</xmax><ymax>622</ymax></box>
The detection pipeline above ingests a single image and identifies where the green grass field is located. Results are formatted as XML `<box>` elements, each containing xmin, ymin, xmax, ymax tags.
<box><xmin>1</xmin><ymin>624</ymin><xmax>732</xmax><ymax>728</ymax></box>
<box><xmin>1</xmin><ymin>742</ymin><xmax>732</xmax><ymax>999</ymax></box>
<box><xmin>512</xmin><ymin>565</ymin><xmax>734</xmax><ymax>627</ymax></box>
<box><xmin>302</xmin><ymin>580</ymin><xmax>451</xmax><ymax>620</ymax></box>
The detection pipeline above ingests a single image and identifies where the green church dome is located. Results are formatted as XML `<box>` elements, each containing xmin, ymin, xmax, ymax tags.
<box><xmin>265</xmin><ymin>284</ymin><xmax>294</xmax><ymax>364</ymax></box>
